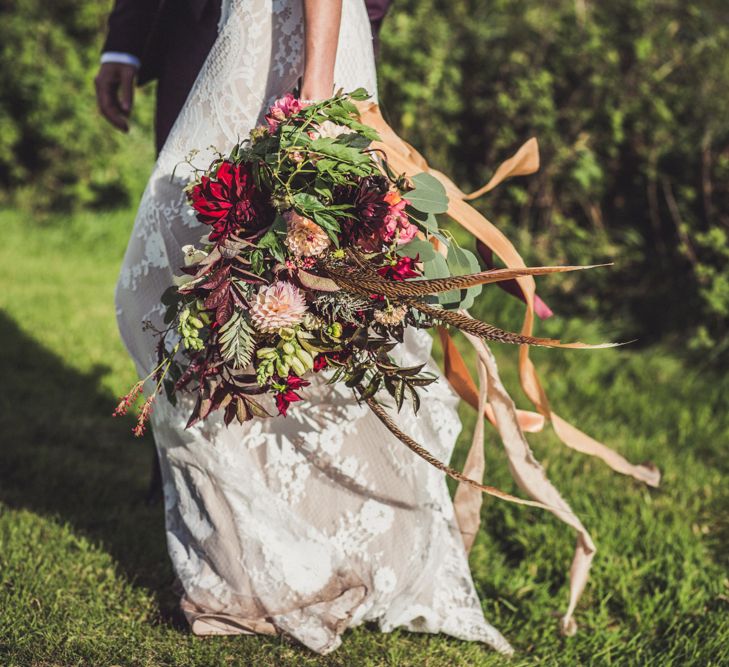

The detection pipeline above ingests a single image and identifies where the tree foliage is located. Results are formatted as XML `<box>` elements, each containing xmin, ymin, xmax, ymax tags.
<box><xmin>1</xmin><ymin>0</ymin><xmax>727</xmax><ymax>350</ymax></box>
<box><xmin>380</xmin><ymin>0</ymin><xmax>729</xmax><ymax>353</ymax></box>
<box><xmin>0</xmin><ymin>0</ymin><xmax>153</xmax><ymax>211</ymax></box>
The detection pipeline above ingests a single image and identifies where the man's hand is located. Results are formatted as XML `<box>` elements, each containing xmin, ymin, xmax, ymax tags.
<box><xmin>94</xmin><ymin>62</ymin><xmax>137</xmax><ymax>132</ymax></box>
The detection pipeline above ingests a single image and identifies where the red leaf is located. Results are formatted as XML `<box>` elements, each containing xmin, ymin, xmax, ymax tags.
<box><xmin>200</xmin><ymin>264</ymin><xmax>231</xmax><ymax>290</ymax></box>
<box><xmin>185</xmin><ymin>395</ymin><xmax>203</xmax><ymax>429</ymax></box>
<box><xmin>204</xmin><ymin>280</ymin><xmax>231</xmax><ymax>311</ymax></box>
<box><xmin>215</xmin><ymin>293</ymin><xmax>234</xmax><ymax>326</ymax></box>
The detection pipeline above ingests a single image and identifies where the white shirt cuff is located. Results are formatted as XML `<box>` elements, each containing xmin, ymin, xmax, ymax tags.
<box><xmin>101</xmin><ymin>52</ymin><xmax>141</xmax><ymax>69</ymax></box>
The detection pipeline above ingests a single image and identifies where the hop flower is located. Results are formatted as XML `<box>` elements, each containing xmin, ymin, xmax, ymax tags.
<box><xmin>284</xmin><ymin>211</ymin><xmax>331</xmax><ymax>257</ymax></box>
<box><xmin>250</xmin><ymin>281</ymin><xmax>308</xmax><ymax>333</ymax></box>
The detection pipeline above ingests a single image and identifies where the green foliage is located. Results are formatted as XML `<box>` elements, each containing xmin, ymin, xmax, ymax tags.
<box><xmin>2</xmin><ymin>0</ymin><xmax>728</xmax><ymax>347</ymax></box>
<box><xmin>380</xmin><ymin>0</ymin><xmax>729</xmax><ymax>352</ymax></box>
<box><xmin>218</xmin><ymin>310</ymin><xmax>256</xmax><ymax>369</ymax></box>
<box><xmin>0</xmin><ymin>0</ymin><xmax>154</xmax><ymax>212</ymax></box>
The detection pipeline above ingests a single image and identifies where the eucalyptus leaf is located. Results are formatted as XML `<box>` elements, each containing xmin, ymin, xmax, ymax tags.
<box><xmin>398</xmin><ymin>238</ymin><xmax>436</xmax><ymax>262</ymax></box>
<box><xmin>407</xmin><ymin>173</ymin><xmax>449</xmax><ymax>214</ymax></box>
<box><xmin>423</xmin><ymin>252</ymin><xmax>460</xmax><ymax>307</ymax></box>
<box><xmin>407</xmin><ymin>206</ymin><xmax>440</xmax><ymax>234</ymax></box>
<box><xmin>446</xmin><ymin>242</ymin><xmax>483</xmax><ymax>310</ymax></box>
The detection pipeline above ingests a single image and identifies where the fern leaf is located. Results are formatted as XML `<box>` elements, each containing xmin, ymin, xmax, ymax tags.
<box><xmin>218</xmin><ymin>311</ymin><xmax>256</xmax><ymax>368</ymax></box>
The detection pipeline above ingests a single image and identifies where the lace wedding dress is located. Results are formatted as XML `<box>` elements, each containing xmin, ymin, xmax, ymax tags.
<box><xmin>115</xmin><ymin>0</ymin><xmax>513</xmax><ymax>655</ymax></box>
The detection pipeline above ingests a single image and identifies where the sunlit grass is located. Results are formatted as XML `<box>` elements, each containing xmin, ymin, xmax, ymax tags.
<box><xmin>1</xmin><ymin>209</ymin><xmax>727</xmax><ymax>666</ymax></box>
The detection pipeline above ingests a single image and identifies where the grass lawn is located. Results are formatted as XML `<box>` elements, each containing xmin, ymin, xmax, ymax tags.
<box><xmin>0</xmin><ymin>208</ymin><xmax>727</xmax><ymax>666</ymax></box>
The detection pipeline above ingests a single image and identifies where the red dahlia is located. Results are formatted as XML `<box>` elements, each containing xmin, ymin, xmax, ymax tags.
<box><xmin>377</xmin><ymin>256</ymin><xmax>420</xmax><ymax>281</ymax></box>
<box><xmin>189</xmin><ymin>161</ymin><xmax>272</xmax><ymax>242</ymax></box>
<box><xmin>335</xmin><ymin>176</ymin><xmax>391</xmax><ymax>251</ymax></box>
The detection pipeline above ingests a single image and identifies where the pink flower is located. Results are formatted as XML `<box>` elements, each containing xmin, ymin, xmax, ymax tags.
<box><xmin>132</xmin><ymin>395</ymin><xmax>156</xmax><ymax>437</ymax></box>
<box><xmin>284</xmin><ymin>210</ymin><xmax>331</xmax><ymax>257</ymax></box>
<box><xmin>265</xmin><ymin>94</ymin><xmax>306</xmax><ymax>133</ymax></box>
<box><xmin>250</xmin><ymin>281</ymin><xmax>308</xmax><ymax>332</ymax></box>
<box><xmin>113</xmin><ymin>380</ymin><xmax>144</xmax><ymax>417</ymax></box>
<box><xmin>381</xmin><ymin>192</ymin><xmax>417</xmax><ymax>245</ymax></box>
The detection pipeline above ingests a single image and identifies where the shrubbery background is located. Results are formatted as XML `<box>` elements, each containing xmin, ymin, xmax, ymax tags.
<box><xmin>0</xmin><ymin>0</ymin><xmax>154</xmax><ymax>211</ymax></box>
<box><xmin>1</xmin><ymin>0</ymin><xmax>727</xmax><ymax>355</ymax></box>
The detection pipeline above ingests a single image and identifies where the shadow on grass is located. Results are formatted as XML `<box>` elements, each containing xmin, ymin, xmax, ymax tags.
<box><xmin>0</xmin><ymin>311</ymin><xmax>183</xmax><ymax>625</ymax></box>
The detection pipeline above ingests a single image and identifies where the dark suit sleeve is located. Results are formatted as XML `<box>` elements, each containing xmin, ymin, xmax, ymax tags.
<box><xmin>365</xmin><ymin>0</ymin><xmax>392</xmax><ymax>23</ymax></box>
<box><xmin>365</xmin><ymin>0</ymin><xmax>391</xmax><ymax>40</ymax></box>
<box><xmin>102</xmin><ymin>0</ymin><xmax>163</xmax><ymax>59</ymax></box>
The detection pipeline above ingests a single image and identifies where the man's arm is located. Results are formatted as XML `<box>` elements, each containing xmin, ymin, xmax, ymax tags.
<box><xmin>102</xmin><ymin>0</ymin><xmax>162</xmax><ymax>63</ymax></box>
<box><xmin>95</xmin><ymin>0</ymin><xmax>161</xmax><ymax>132</ymax></box>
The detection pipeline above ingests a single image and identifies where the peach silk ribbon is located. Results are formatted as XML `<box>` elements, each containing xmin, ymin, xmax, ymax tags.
<box><xmin>357</xmin><ymin>101</ymin><xmax>661</xmax><ymax>634</ymax></box>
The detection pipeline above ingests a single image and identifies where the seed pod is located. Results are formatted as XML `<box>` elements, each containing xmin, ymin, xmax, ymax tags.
<box><xmin>276</xmin><ymin>359</ymin><xmax>290</xmax><ymax>376</ymax></box>
<box><xmin>256</xmin><ymin>347</ymin><xmax>278</xmax><ymax>359</ymax></box>
<box><xmin>289</xmin><ymin>357</ymin><xmax>306</xmax><ymax>376</ymax></box>
<box><xmin>295</xmin><ymin>348</ymin><xmax>314</xmax><ymax>369</ymax></box>
<box><xmin>282</xmin><ymin>342</ymin><xmax>296</xmax><ymax>355</ymax></box>
<box><xmin>279</xmin><ymin>327</ymin><xmax>296</xmax><ymax>341</ymax></box>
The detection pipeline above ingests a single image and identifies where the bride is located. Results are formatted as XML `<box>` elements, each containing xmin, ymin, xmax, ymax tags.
<box><xmin>115</xmin><ymin>0</ymin><xmax>515</xmax><ymax>656</ymax></box>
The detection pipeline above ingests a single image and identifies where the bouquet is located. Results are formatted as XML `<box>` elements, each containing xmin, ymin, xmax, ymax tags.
<box><xmin>116</xmin><ymin>90</ymin><xmax>593</xmax><ymax>488</ymax></box>
<box><xmin>116</xmin><ymin>90</ymin><xmax>663</xmax><ymax>631</ymax></box>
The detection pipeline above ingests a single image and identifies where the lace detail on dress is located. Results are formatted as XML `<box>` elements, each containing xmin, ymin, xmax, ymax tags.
<box><xmin>115</xmin><ymin>0</ymin><xmax>513</xmax><ymax>656</ymax></box>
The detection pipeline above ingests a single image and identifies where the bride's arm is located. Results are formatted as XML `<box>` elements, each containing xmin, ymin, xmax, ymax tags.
<box><xmin>300</xmin><ymin>0</ymin><xmax>343</xmax><ymax>101</ymax></box>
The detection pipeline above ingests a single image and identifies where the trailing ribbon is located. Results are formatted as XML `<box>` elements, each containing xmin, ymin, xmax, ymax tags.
<box><xmin>357</xmin><ymin>100</ymin><xmax>661</xmax><ymax>634</ymax></box>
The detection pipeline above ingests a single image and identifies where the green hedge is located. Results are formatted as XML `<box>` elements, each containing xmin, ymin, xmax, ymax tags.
<box><xmin>379</xmin><ymin>0</ymin><xmax>729</xmax><ymax>353</ymax></box>
<box><xmin>1</xmin><ymin>0</ymin><xmax>727</xmax><ymax>350</ymax></box>
<box><xmin>0</xmin><ymin>0</ymin><xmax>153</xmax><ymax>212</ymax></box>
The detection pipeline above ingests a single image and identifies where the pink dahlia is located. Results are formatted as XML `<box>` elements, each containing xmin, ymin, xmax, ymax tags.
<box><xmin>265</xmin><ymin>94</ymin><xmax>307</xmax><ymax>133</ymax></box>
<box><xmin>250</xmin><ymin>281</ymin><xmax>308</xmax><ymax>333</ymax></box>
<box><xmin>284</xmin><ymin>211</ymin><xmax>331</xmax><ymax>257</ymax></box>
